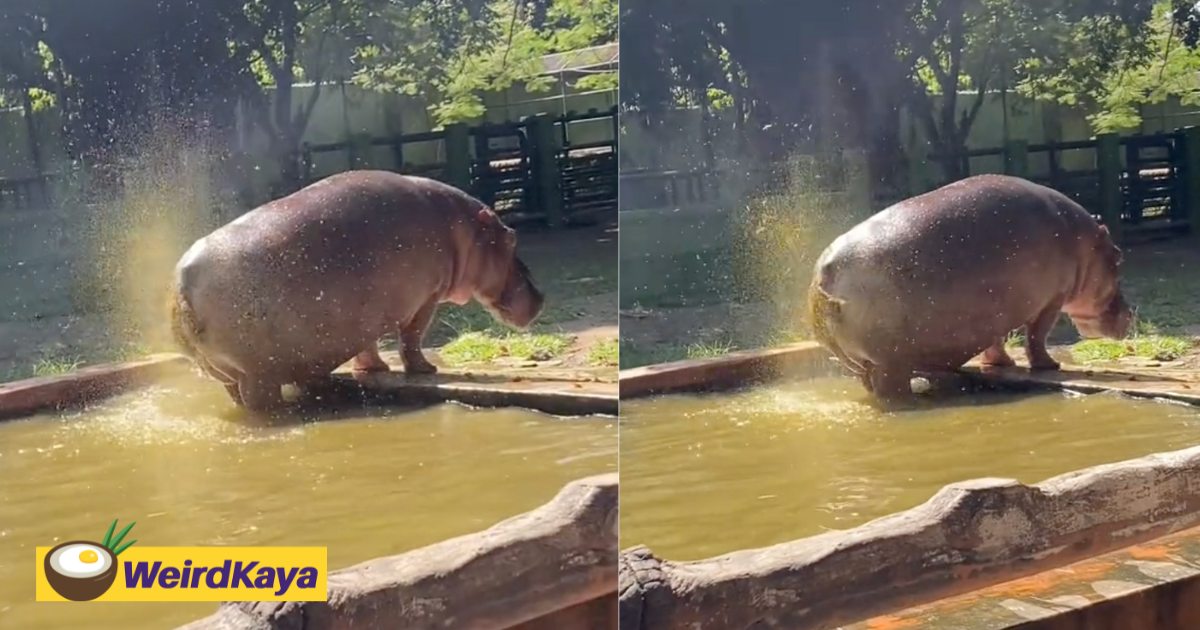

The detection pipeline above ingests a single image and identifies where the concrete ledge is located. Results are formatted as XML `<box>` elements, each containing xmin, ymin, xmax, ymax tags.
<box><xmin>0</xmin><ymin>353</ymin><xmax>618</xmax><ymax>421</ymax></box>
<box><xmin>617</xmin><ymin>341</ymin><xmax>833</xmax><ymax>399</ymax></box>
<box><xmin>0</xmin><ymin>353</ymin><xmax>190</xmax><ymax>420</ymax></box>
<box><xmin>961</xmin><ymin>363</ymin><xmax>1200</xmax><ymax>407</ymax></box>
<box><xmin>323</xmin><ymin>370</ymin><xmax>618</xmax><ymax>417</ymax></box>
<box><xmin>617</xmin><ymin>339</ymin><xmax>1200</xmax><ymax>407</ymax></box>
<box><xmin>176</xmin><ymin>473</ymin><xmax>619</xmax><ymax>630</ymax></box>
<box><xmin>619</xmin><ymin>445</ymin><xmax>1200</xmax><ymax>629</ymax></box>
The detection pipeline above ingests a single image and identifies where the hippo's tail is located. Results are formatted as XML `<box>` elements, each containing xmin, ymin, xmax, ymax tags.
<box><xmin>167</xmin><ymin>281</ymin><xmax>204</xmax><ymax>360</ymax></box>
<box><xmin>806</xmin><ymin>275</ymin><xmax>864</xmax><ymax>375</ymax></box>
<box><xmin>806</xmin><ymin>276</ymin><xmax>844</xmax><ymax>341</ymax></box>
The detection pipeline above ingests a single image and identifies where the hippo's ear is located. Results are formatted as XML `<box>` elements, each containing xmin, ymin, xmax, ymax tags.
<box><xmin>476</xmin><ymin>207</ymin><xmax>501</xmax><ymax>226</ymax></box>
<box><xmin>1095</xmin><ymin>225</ymin><xmax>1123</xmax><ymax>264</ymax></box>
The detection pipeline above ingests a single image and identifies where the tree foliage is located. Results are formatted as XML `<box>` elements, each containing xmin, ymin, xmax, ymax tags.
<box><xmin>0</xmin><ymin>0</ymin><xmax>616</xmax><ymax>184</ymax></box>
<box><xmin>621</xmin><ymin>0</ymin><xmax>1194</xmax><ymax>180</ymax></box>
<box><xmin>353</xmin><ymin>0</ymin><xmax>617</xmax><ymax>125</ymax></box>
<box><xmin>1059</xmin><ymin>1</ymin><xmax>1200</xmax><ymax>132</ymax></box>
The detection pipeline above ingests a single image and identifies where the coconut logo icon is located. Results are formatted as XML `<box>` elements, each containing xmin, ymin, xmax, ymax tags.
<box><xmin>44</xmin><ymin>519</ymin><xmax>137</xmax><ymax>601</ymax></box>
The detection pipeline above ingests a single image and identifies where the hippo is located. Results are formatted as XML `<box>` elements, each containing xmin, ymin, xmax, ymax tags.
<box><xmin>808</xmin><ymin>173</ymin><xmax>1134</xmax><ymax>400</ymax></box>
<box><xmin>168</xmin><ymin>170</ymin><xmax>545</xmax><ymax>412</ymax></box>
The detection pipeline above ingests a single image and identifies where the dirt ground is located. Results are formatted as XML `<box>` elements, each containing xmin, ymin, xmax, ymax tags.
<box><xmin>620</xmin><ymin>236</ymin><xmax>1200</xmax><ymax>375</ymax></box>
<box><xmin>0</xmin><ymin>219</ymin><xmax>619</xmax><ymax>383</ymax></box>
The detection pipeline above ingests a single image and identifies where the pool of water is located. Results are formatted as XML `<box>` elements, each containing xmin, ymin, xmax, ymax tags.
<box><xmin>619</xmin><ymin>376</ymin><xmax>1200</xmax><ymax>561</ymax></box>
<box><xmin>0</xmin><ymin>375</ymin><xmax>616</xmax><ymax>630</ymax></box>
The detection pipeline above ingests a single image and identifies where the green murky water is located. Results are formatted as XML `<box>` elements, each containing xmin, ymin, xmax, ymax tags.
<box><xmin>0</xmin><ymin>375</ymin><xmax>616</xmax><ymax>630</ymax></box>
<box><xmin>619</xmin><ymin>377</ymin><xmax>1200</xmax><ymax>561</ymax></box>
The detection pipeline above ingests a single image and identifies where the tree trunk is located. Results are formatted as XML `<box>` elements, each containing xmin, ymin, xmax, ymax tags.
<box><xmin>19</xmin><ymin>88</ymin><xmax>49</xmax><ymax>205</ymax></box>
<box><xmin>20</xmin><ymin>89</ymin><xmax>43</xmax><ymax>174</ymax></box>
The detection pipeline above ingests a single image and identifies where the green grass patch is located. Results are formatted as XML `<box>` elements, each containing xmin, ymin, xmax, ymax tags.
<box><xmin>618</xmin><ymin>338</ymin><xmax>739</xmax><ymax>370</ymax></box>
<box><xmin>617</xmin><ymin>323</ymin><xmax>809</xmax><ymax>371</ymax></box>
<box><xmin>686</xmin><ymin>339</ymin><xmax>735</xmax><ymax>358</ymax></box>
<box><xmin>587</xmin><ymin>338</ymin><xmax>619</xmax><ymax>366</ymax></box>
<box><xmin>32</xmin><ymin>356</ymin><xmax>83</xmax><ymax>377</ymax></box>
<box><xmin>439</xmin><ymin>331</ymin><xmax>574</xmax><ymax>366</ymax></box>
<box><xmin>1070</xmin><ymin>334</ymin><xmax>1195</xmax><ymax>364</ymax></box>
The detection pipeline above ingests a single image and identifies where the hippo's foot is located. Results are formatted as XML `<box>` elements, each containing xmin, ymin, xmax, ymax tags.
<box><xmin>866</xmin><ymin>365</ymin><xmax>914</xmax><ymax>400</ymax></box>
<box><xmin>980</xmin><ymin>343</ymin><xmax>1016</xmax><ymax>368</ymax></box>
<box><xmin>351</xmin><ymin>349</ymin><xmax>391</xmax><ymax>373</ymax></box>
<box><xmin>402</xmin><ymin>351</ymin><xmax>439</xmax><ymax>375</ymax></box>
<box><xmin>1028</xmin><ymin>354</ymin><xmax>1061</xmax><ymax>372</ymax></box>
<box><xmin>236</xmin><ymin>377</ymin><xmax>287</xmax><ymax>413</ymax></box>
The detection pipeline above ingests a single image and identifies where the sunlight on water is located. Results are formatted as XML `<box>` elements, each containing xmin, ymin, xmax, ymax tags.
<box><xmin>0</xmin><ymin>375</ymin><xmax>616</xmax><ymax>630</ymax></box>
<box><xmin>52</xmin><ymin>375</ymin><xmax>307</xmax><ymax>447</ymax></box>
<box><xmin>620</xmin><ymin>377</ymin><xmax>1200</xmax><ymax>561</ymax></box>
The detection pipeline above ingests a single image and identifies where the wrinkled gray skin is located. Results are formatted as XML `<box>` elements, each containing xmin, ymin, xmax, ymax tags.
<box><xmin>809</xmin><ymin>174</ymin><xmax>1134</xmax><ymax>400</ymax></box>
<box><xmin>169</xmin><ymin>170</ymin><xmax>545</xmax><ymax>412</ymax></box>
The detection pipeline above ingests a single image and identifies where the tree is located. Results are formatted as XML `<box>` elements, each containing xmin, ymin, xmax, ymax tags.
<box><xmin>0</xmin><ymin>0</ymin><xmax>251</xmax><ymax>172</ymax></box>
<box><xmin>905</xmin><ymin>0</ymin><xmax>1157</xmax><ymax>178</ymax></box>
<box><xmin>620</xmin><ymin>0</ymin><xmax>1171</xmax><ymax>183</ymax></box>
<box><xmin>1023</xmin><ymin>1</ymin><xmax>1200</xmax><ymax>133</ymax></box>
<box><xmin>353</xmin><ymin>0</ymin><xmax>617</xmax><ymax>126</ymax></box>
<box><xmin>223</xmin><ymin>0</ymin><xmax>396</xmax><ymax>185</ymax></box>
<box><xmin>0</xmin><ymin>3</ymin><xmax>55</xmax><ymax>173</ymax></box>
<box><xmin>0</xmin><ymin>0</ymin><xmax>613</xmax><ymax>191</ymax></box>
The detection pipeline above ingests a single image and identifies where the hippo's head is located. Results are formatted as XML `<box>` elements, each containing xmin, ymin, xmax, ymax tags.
<box><xmin>473</xmin><ymin>209</ymin><xmax>545</xmax><ymax>329</ymax></box>
<box><xmin>1067</xmin><ymin>225</ymin><xmax>1135</xmax><ymax>339</ymax></box>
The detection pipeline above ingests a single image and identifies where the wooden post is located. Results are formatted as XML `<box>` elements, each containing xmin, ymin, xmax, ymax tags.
<box><xmin>1096</xmin><ymin>132</ymin><xmax>1123</xmax><ymax>241</ymax></box>
<box><xmin>1003</xmin><ymin>140</ymin><xmax>1028</xmax><ymax>178</ymax></box>
<box><xmin>348</xmin><ymin>133</ymin><xmax>372</xmax><ymax>170</ymax></box>
<box><xmin>300</xmin><ymin>142</ymin><xmax>314</xmax><ymax>184</ymax></box>
<box><xmin>390</xmin><ymin>135</ymin><xmax>405</xmax><ymax>172</ymax></box>
<box><xmin>527</xmin><ymin>113</ymin><xmax>565</xmax><ymax>228</ymax></box>
<box><xmin>473</xmin><ymin>129</ymin><xmax>495</xmax><ymax>207</ymax></box>
<box><xmin>443</xmin><ymin>123</ymin><xmax>472</xmax><ymax>193</ymax></box>
<box><xmin>1182</xmin><ymin>126</ymin><xmax>1200</xmax><ymax>238</ymax></box>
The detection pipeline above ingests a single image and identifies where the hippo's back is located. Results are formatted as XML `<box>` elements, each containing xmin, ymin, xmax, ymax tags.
<box><xmin>818</xmin><ymin>175</ymin><xmax>1083</xmax><ymax>285</ymax></box>
<box><xmin>812</xmin><ymin>174</ymin><xmax>1093</xmax><ymax>368</ymax></box>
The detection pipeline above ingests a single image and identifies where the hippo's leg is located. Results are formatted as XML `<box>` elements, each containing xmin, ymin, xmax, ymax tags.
<box><xmin>1025</xmin><ymin>298</ymin><xmax>1065</xmax><ymax>371</ymax></box>
<box><xmin>865</xmin><ymin>363</ymin><xmax>913</xmax><ymax>400</ymax></box>
<box><xmin>236</xmin><ymin>375</ymin><xmax>287</xmax><ymax>412</ymax></box>
<box><xmin>194</xmin><ymin>355</ymin><xmax>250</xmax><ymax>406</ymax></box>
<box><xmin>857</xmin><ymin>370</ymin><xmax>875</xmax><ymax>393</ymax></box>
<box><xmin>980</xmin><ymin>339</ymin><xmax>1016</xmax><ymax>368</ymax></box>
<box><xmin>351</xmin><ymin>347</ymin><xmax>391</xmax><ymax>373</ymax></box>
<box><xmin>398</xmin><ymin>298</ymin><xmax>440</xmax><ymax>375</ymax></box>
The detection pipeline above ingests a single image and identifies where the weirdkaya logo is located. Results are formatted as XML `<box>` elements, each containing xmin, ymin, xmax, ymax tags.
<box><xmin>36</xmin><ymin>520</ymin><xmax>328</xmax><ymax>603</ymax></box>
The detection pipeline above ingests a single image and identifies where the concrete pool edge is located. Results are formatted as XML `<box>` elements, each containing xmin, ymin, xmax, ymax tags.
<box><xmin>618</xmin><ymin>339</ymin><xmax>1200</xmax><ymax>405</ymax></box>
<box><xmin>0</xmin><ymin>353</ymin><xmax>618</xmax><ymax>420</ymax></box>
<box><xmin>0</xmin><ymin>353</ymin><xmax>191</xmax><ymax>420</ymax></box>
<box><xmin>175</xmin><ymin>473</ymin><xmax>618</xmax><ymax>630</ymax></box>
<box><xmin>618</xmin><ymin>444</ymin><xmax>1200</xmax><ymax>630</ymax></box>
<box><xmin>617</xmin><ymin>341</ymin><xmax>835</xmax><ymax>399</ymax></box>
